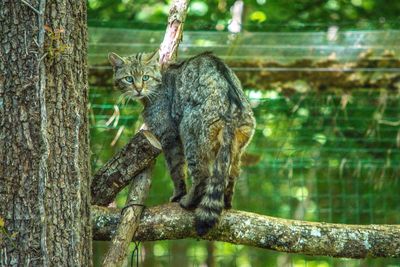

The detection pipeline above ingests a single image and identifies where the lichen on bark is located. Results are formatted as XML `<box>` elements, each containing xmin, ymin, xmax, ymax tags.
<box><xmin>92</xmin><ymin>204</ymin><xmax>400</xmax><ymax>259</ymax></box>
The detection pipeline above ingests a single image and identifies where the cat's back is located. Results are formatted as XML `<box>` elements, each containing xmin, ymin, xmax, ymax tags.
<box><xmin>165</xmin><ymin>52</ymin><xmax>250</xmax><ymax>114</ymax></box>
<box><xmin>178</xmin><ymin>52</ymin><xmax>233</xmax><ymax>91</ymax></box>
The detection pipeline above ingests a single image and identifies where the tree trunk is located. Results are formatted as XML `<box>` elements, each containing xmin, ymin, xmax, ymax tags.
<box><xmin>0</xmin><ymin>1</ymin><xmax>91</xmax><ymax>266</ymax></box>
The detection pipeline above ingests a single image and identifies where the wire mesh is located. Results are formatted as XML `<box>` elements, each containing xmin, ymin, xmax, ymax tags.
<box><xmin>89</xmin><ymin>28</ymin><xmax>400</xmax><ymax>64</ymax></box>
<box><xmin>90</xmin><ymin>28</ymin><xmax>400</xmax><ymax>267</ymax></box>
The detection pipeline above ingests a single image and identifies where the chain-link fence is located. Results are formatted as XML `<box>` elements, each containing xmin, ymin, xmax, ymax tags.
<box><xmin>90</xmin><ymin>28</ymin><xmax>400</xmax><ymax>267</ymax></box>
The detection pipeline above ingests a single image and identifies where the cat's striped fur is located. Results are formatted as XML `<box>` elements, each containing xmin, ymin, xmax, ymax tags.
<box><xmin>109</xmin><ymin>51</ymin><xmax>255</xmax><ymax>235</ymax></box>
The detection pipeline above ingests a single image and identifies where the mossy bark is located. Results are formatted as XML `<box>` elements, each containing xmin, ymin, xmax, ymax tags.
<box><xmin>0</xmin><ymin>1</ymin><xmax>91</xmax><ymax>265</ymax></box>
<box><xmin>92</xmin><ymin>204</ymin><xmax>400</xmax><ymax>259</ymax></box>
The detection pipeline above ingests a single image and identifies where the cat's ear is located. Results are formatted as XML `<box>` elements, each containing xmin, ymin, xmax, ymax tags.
<box><xmin>108</xmin><ymin>52</ymin><xmax>125</xmax><ymax>69</ymax></box>
<box><xmin>144</xmin><ymin>49</ymin><xmax>159</xmax><ymax>64</ymax></box>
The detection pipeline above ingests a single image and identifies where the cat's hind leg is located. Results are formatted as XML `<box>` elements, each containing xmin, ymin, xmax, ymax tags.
<box><xmin>224</xmin><ymin>152</ymin><xmax>239</xmax><ymax>209</ymax></box>
<box><xmin>163</xmin><ymin>137</ymin><xmax>187</xmax><ymax>202</ymax></box>
<box><xmin>224</xmin><ymin>123</ymin><xmax>255</xmax><ymax>208</ymax></box>
<box><xmin>178</xmin><ymin>141</ymin><xmax>210</xmax><ymax>209</ymax></box>
<box><xmin>178</xmin><ymin>116</ymin><xmax>222</xmax><ymax>210</ymax></box>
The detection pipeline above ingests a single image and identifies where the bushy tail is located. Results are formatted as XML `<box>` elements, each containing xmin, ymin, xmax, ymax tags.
<box><xmin>195</xmin><ymin>123</ymin><xmax>233</xmax><ymax>235</ymax></box>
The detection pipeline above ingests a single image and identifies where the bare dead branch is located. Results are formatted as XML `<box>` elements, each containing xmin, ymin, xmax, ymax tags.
<box><xmin>159</xmin><ymin>0</ymin><xmax>189</xmax><ymax>65</ymax></box>
<box><xmin>101</xmin><ymin>165</ymin><xmax>153</xmax><ymax>267</ymax></box>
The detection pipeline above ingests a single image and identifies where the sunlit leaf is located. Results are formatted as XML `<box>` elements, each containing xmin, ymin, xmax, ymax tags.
<box><xmin>189</xmin><ymin>1</ymin><xmax>208</xmax><ymax>16</ymax></box>
<box><xmin>249</xmin><ymin>11</ymin><xmax>267</xmax><ymax>23</ymax></box>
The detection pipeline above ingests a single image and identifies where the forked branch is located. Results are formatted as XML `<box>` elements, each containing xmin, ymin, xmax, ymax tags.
<box><xmin>97</xmin><ymin>1</ymin><xmax>189</xmax><ymax>265</ymax></box>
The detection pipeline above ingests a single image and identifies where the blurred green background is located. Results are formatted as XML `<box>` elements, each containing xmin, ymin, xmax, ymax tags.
<box><xmin>88</xmin><ymin>1</ymin><xmax>400</xmax><ymax>266</ymax></box>
<box><xmin>87</xmin><ymin>0</ymin><xmax>400</xmax><ymax>30</ymax></box>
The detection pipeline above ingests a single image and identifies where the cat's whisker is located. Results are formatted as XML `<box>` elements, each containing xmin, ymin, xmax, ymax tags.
<box><xmin>118</xmin><ymin>90</ymin><xmax>136</xmax><ymax>107</ymax></box>
<box><xmin>146</xmin><ymin>90</ymin><xmax>160</xmax><ymax>104</ymax></box>
<box><xmin>147</xmin><ymin>92</ymin><xmax>158</xmax><ymax>104</ymax></box>
<box><xmin>118</xmin><ymin>91</ymin><xmax>130</xmax><ymax>104</ymax></box>
<box><xmin>144</xmin><ymin>94</ymin><xmax>152</xmax><ymax>104</ymax></box>
<box><xmin>124</xmin><ymin>96</ymin><xmax>132</xmax><ymax>106</ymax></box>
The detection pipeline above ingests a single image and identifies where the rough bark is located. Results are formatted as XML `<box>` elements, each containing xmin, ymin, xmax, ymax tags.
<box><xmin>92</xmin><ymin>204</ymin><xmax>400</xmax><ymax>259</ymax></box>
<box><xmin>91</xmin><ymin>130</ymin><xmax>161</xmax><ymax>206</ymax></box>
<box><xmin>101</xmin><ymin>165</ymin><xmax>153</xmax><ymax>267</ymax></box>
<box><xmin>0</xmin><ymin>1</ymin><xmax>91</xmax><ymax>266</ymax></box>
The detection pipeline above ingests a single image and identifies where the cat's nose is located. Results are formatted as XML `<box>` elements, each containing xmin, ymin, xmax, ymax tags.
<box><xmin>135</xmin><ymin>87</ymin><xmax>143</xmax><ymax>94</ymax></box>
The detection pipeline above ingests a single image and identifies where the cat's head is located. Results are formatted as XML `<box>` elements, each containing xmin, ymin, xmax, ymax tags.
<box><xmin>108</xmin><ymin>50</ymin><xmax>162</xmax><ymax>101</ymax></box>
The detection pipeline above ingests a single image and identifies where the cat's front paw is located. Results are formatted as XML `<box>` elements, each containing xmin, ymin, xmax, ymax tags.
<box><xmin>224</xmin><ymin>202</ymin><xmax>232</xmax><ymax>209</ymax></box>
<box><xmin>169</xmin><ymin>191</ymin><xmax>186</xmax><ymax>203</ymax></box>
<box><xmin>224</xmin><ymin>195</ymin><xmax>233</xmax><ymax>209</ymax></box>
<box><xmin>169</xmin><ymin>186</ymin><xmax>186</xmax><ymax>202</ymax></box>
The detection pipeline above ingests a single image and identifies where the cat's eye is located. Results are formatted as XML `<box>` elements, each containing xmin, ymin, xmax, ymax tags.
<box><xmin>124</xmin><ymin>76</ymin><xmax>134</xmax><ymax>84</ymax></box>
<box><xmin>142</xmin><ymin>75</ymin><xmax>150</xmax><ymax>81</ymax></box>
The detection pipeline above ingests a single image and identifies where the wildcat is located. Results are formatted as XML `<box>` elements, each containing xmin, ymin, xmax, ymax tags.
<box><xmin>109</xmin><ymin>51</ymin><xmax>255</xmax><ymax>235</ymax></box>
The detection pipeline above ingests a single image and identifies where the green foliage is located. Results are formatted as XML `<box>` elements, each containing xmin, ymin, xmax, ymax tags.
<box><xmin>87</xmin><ymin>4</ymin><xmax>400</xmax><ymax>263</ymax></box>
<box><xmin>90</xmin><ymin>86</ymin><xmax>400</xmax><ymax>266</ymax></box>
<box><xmin>87</xmin><ymin>0</ymin><xmax>400</xmax><ymax>31</ymax></box>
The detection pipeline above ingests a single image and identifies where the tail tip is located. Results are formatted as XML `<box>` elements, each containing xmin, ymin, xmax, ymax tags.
<box><xmin>195</xmin><ymin>219</ymin><xmax>216</xmax><ymax>236</ymax></box>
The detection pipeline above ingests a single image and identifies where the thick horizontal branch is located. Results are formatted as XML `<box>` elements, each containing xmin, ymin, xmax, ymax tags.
<box><xmin>92</xmin><ymin>203</ymin><xmax>400</xmax><ymax>259</ymax></box>
<box><xmin>91</xmin><ymin>130</ymin><xmax>161</xmax><ymax>206</ymax></box>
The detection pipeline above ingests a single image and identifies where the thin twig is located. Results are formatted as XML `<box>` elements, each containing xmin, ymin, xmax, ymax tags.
<box><xmin>379</xmin><ymin>119</ymin><xmax>400</xmax><ymax>126</ymax></box>
<box><xmin>110</xmin><ymin>126</ymin><xmax>124</xmax><ymax>147</ymax></box>
<box><xmin>21</xmin><ymin>0</ymin><xmax>41</xmax><ymax>15</ymax></box>
<box><xmin>24</xmin><ymin>31</ymin><xmax>28</xmax><ymax>55</ymax></box>
<box><xmin>38</xmin><ymin>52</ymin><xmax>47</xmax><ymax>62</ymax></box>
<box><xmin>33</xmin><ymin>39</ymin><xmax>39</xmax><ymax>48</ymax></box>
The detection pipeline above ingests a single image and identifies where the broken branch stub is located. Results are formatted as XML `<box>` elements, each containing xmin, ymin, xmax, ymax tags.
<box><xmin>91</xmin><ymin>130</ymin><xmax>161</xmax><ymax>206</ymax></box>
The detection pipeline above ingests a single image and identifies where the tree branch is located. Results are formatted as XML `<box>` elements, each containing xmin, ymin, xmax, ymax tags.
<box><xmin>159</xmin><ymin>0</ymin><xmax>189</xmax><ymax>64</ymax></box>
<box><xmin>92</xmin><ymin>204</ymin><xmax>400</xmax><ymax>259</ymax></box>
<box><xmin>101</xmin><ymin>165</ymin><xmax>154</xmax><ymax>267</ymax></box>
<box><xmin>91</xmin><ymin>130</ymin><xmax>161</xmax><ymax>206</ymax></box>
<box><xmin>95</xmin><ymin>1</ymin><xmax>190</xmax><ymax>264</ymax></box>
